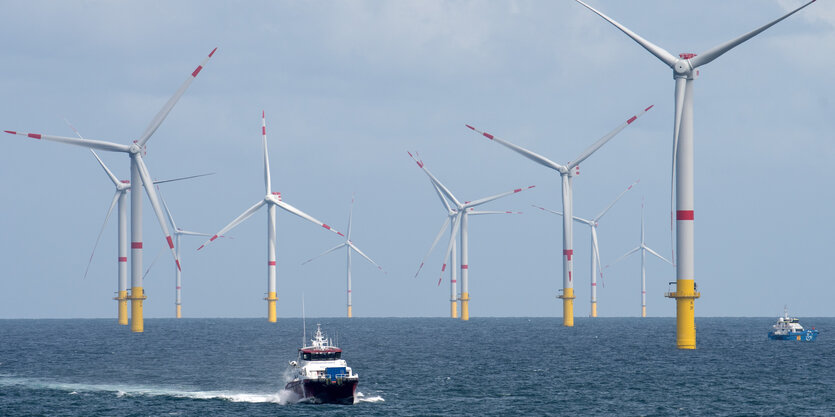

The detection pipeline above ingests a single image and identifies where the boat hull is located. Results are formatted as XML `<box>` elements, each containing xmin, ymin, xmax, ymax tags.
<box><xmin>768</xmin><ymin>330</ymin><xmax>818</xmax><ymax>341</ymax></box>
<box><xmin>285</xmin><ymin>377</ymin><xmax>358</xmax><ymax>404</ymax></box>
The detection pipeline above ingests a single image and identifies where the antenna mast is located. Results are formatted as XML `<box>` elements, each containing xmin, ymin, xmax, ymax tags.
<box><xmin>302</xmin><ymin>293</ymin><xmax>306</xmax><ymax>347</ymax></box>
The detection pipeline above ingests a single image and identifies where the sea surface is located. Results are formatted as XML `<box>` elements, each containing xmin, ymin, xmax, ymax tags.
<box><xmin>0</xmin><ymin>317</ymin><xmax>833</xmax><ymax>416</ymax></box>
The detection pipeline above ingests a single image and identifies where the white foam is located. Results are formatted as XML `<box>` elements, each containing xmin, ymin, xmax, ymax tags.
<box><xmin>355</xmin><ymin>391</ymin><xmax>385</xmax><ymax>403</ymax></box>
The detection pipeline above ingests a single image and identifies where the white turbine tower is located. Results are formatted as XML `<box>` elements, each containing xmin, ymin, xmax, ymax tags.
<box><xmin>409</xmin><ymin>152</ymin><xmax>533</xmax><ymax>320</ymax></box>
<box><xmin>606</xmin><ymin>198</ymin><xmax>672</xmax><ymax>318</ymax></box>
<box><xmin>302</xmin><ymin>195</ymin><xmax>385</xmax><ymax>318</ymax></box>
<box><xmin>197</xmin><ymin>112</ymin><xmax>345</xmax><ymax>323</ymax></box>
<box><xmin>532</xmin><ymin>179</ymin><xmax>639</xmax><ymax>317</ymax></box>
<box><xmin>84</xmin><ymin>149</ymin><xmax>211</xmax><ymax>324</ymax></box>
<box><xmin>575</xmin><ymin>0</ymin><xmax>816</xmax><ymax>348</ymax></box>
<box><xmin>466</xmin><ymin>105</ymin><xmax>652</xmax><ymax>326</ymax></box>
<box><xmin>159</xmin><ymin>189</ymin><xmax>211</xmax><ymax>319</ymax></box>
<box><xmin>6</xmin><ymin>48</ymin><xmax>217</xmax><ymax>332</ymax></box>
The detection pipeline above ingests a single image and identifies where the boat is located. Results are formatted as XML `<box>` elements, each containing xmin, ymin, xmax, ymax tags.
<box><xmin>286</xmin><ymin>324</ymin><xmax>358</xmax><ymax>404</ymax></box>
<box><xmin>768</xmin><ymin>307</ymin><xmax>818</xmax><ymax>341</ymax></box>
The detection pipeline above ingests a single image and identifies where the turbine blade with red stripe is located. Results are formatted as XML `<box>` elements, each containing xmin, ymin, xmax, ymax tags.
<box><xmin>83</xmin><ymin>191</ymin><xmax>120</xmax><ymax>279</ymax></box>
<box><xmin>4</xmin><ymin>130</ymin><xmax>131</xmax><ymax>152</ymax></box>
<box><xmin>464</xmin><ymin>125</ymin><xmax>565</xmax><ymax>172</ymax></box>
<box><xmin>568</xmin><ymin>105</ymin><xmax>653</xmax><ymax>170</ymax></box>
<box><xmin>347</xmin><ymin>240</ymin><xmax>385</xmax><ymax>274</ymax></box>
<box><xmin>273</xmin><ymin>198</ymin><xmax>345</xmax><ymax>238</ymax></box>
<box><xmin>137</xmin><ymin>47</ymin><xmax>217</xmax><ymax>147</ymax></box>
<box><xmin>463</xmin><ymin>185</ymin><xmax>535</xmax><ymax>209</ymax></box>
<box><xmin>135</xmin><ymin>155</ymin><xmax>181</xmax><ymax>271</ymax></box>
<box><xmin>415</xmin><ymin>216</ymin><xmax>451</xmax><ymax>278</ymax></box>
<box><xmin>302</xmin><ymin>242</ymin><xmax>347</xmax><ymax>265</ymax></box>
<box><xmin>197</xmin><ymin>199</ymin><xmax>266</xmax><ymax>250</ymax></box>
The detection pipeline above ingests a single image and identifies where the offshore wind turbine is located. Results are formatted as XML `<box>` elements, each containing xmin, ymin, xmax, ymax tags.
<box><xmin>606</xmin><ymin>199</ymin><xmax>672</xmax><ymax>318</ymax></box>
<box><xmin>532</xmin><ymin>179</ymin><xmax>639</xmax><ymax>317</ymax></box>
<box><xmin>5</xmin><ymin>48</ymin><xmax>217</xmax><ymax>332</ymax></box>
<box><xmin>575</xmin><ymin>0</ymin><xmax>815</xmax><ymax>348</ymax></box>
<box><xmin>409</xmin><ymin>152</ymin><xmax>533</xmax><ymax>320</ymax></box>
<box><xmin>84</xmin><ymin>149</ymin><xmax>211</xmax><ymax>324</ymax></box>
<box><xmin>197</xmin><ymin>112</ymin><xmax>345</xmax><ymax>323</ymax></box>
<box><xmin>302</xmin><ymin>195</ymin><xmax>384</xmax><ymax>318</ymax></box>
<box><xmin>466</xmin><ymin>105</ymin><xmax>652</xmax><ymax>326</ymax></box>
<box><xmin>159</xmin><ymin>188</ymin><xmax>211</xmax><ymax>319</ymax></box>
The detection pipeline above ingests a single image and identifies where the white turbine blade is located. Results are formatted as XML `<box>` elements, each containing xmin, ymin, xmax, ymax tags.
<box><xmin>607</xmin><ymin>246</ymin><xmax>641</xmax><ymax>269</ymax></box>
<box><xmin>90</xmin><ymin>150</ymin><xmax>122</xmax><ymax>187</ymax></box>
<box><xmin>262</xmin><ymin>110</ymin><xmax>272</xmax><ymax>194</ymax></box>
<box><xmin>464</xmin><ymin>185</ymin><xmax>535</xmax><ymax>209</ymax></box>
<box><xmin>430</xmin><ymin>182</ymin><xmax>454</xmax><ymax>214</ymax></box>
<box><xmin>143</xmin><ymin>246</ymin><xmax>165</xmax><ymax>280</ymax></box>
<box><xmin>468</xmin><ymin>210</ymin><xmax>522</xmax><ymax>215</ymax></box>
<box><xmin>407</xmin><ymin>151</ymin><xmax>462</xmax><ymax>208</ymax></box>
<box><xmin>415</xmin><ymin>217</ymin><xmax>451</xmax><ymax>278</ymax></box>
<box><xmin>83</xmin><ymin>191</ymin><xmax>120</xmax><ymax>279</ymax></box>
<box><xmin>670</xmin><ymin>78</ymin><xmax>687</xmax><ymax>264</ymax></box>
<box><xmin>531</xmin><ymin>204</ymin><xmax>593</xmax><ymax>226</ymax></box>
<box><xmin>595</xmin><ymin>179</ymin><xmax>640</xmax><ymax>221</ymax></box>
<box><xmin>158</xmin><ymin>186</ymin><xmax>178</xmax><ymax>231</ymax></box>
<box><xmin>273</xmin><ymin>198</ymin><xmax>345</xmax><ymax>237</ymax></box>
<box><xmin>137</xmin><ymin>47</ymin><xmax>217</xmax><ymax>147</ymax></box>
<box><xmin>644</xmin><ymin>245</ymin><xmax>673</xmax><ymax>266</ymax></box>
<box><xmin>465</xmin><ymin>125</ymin><xmax>565</xmax><ymax>172</ymax></box>
<box><xmin>135</xmin><ymin>155</ymin><xmax>181</xmax><ymax>271</ymax></box>
<box><xmin>437</xmin><ymin>213</ymin><xmax>463</xmax><ymax>286</ymax></box>
<box><xmin>347</xmin><ymin>194</ymin><xmax>354</xmax><ymax>240</ymax></box>
<box><xmin>152</xmin><ymin>172</ymin><xmax>215</xmax><ymax>185</ymax></box>
<box><xmin>592</xmin><ymin>227</ymin><xmax>605</xmax><ymax>283</ymax></box>
<box><xmin>568</xmin><ymin>105</ymin><xmax>654</xmax><ymax>170</ymax></box>
<box><xmin>177</xmin><ymin>230</ymin><xmax>212</xmax><ymax>237</ymax></box>
<box><xmin>347</xmin><ymin>241</ymin><xmax>385</xmax><ymax>273</ymax></box>
<box><xmin>573</xmin><ymin>0</ymin><xmax>678</xmax><ymax>68</ymax></box>
<box><xmin>302</xmin><ymin>242</ymin><xmax>347</xmax><ymax>265</ymax></box>
<box><xmin>4</xmin><ymin>130</ymin><xmax>131</xmax><ymax>152</ymax></box>
<box><xmin>197</xmin><ymin>200</ymin><xmax>266</xmax><ymax>250</ymax></box>
<box><xmin>689</xmin><ymin>0</ymin><xmax>816</xmax><ymax>69</ymax></box>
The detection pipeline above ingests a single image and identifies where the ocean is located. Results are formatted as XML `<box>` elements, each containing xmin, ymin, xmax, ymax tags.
<box><xmin>0</xmin><ymin>317</ymin><xmax>832</xmax><ymax>416</ymax></box>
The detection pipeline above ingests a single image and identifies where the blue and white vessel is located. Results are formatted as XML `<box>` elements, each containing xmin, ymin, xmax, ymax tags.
<box><xmin>768</xmin><ymin>307</ymin><xmax>818</xmax><ymax>341</ymax></box>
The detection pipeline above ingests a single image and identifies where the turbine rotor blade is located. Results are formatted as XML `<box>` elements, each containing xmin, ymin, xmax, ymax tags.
<box><xmin>465</xmin><ymin>125</ymin><xmax>565</xmax><ymax>172</ymax></box>
<box><xmin>90</xmin><ymin>150</ymin><xmax>122</xmax><ymax>187</ymax></box>
<box><xmin>347</xmin><ymin>241</ymin><xmax>385</xmax><ymax>273</ymax></box>
<box><xmin>83</xmin><ymin>191</ymin><xmax>120</xmax><ymax>279</ymax></box>
<box><xmin>573</xmin><ymin>0</ymin><xmax>678</xmax><ymax>68</ymax></box>
<box><xmin>531</xmin><ymin>205</ymin><xmax>593</xmax><ymax>226</ymax></box>
<box><xmin>568</xmin><ymin>105</ymin><xmax>654</xmax><ymax>170</ymax></box>
<box><xmin>644</xmin><ymin>245</ymin><xmax>673</xmax><ymax>265</ymax></box>
<box><xmin>262</xmin><ymin>111</ymin><xmax>272</xmax><ymax>194</ymax></box>
<box><xmin>407</xmin><ymin>151</ymin><xmax>462</xmax><ymax>208</ymax></box>
<box><xmin>135</xmin><ymin>155</ymin><xmax>181</xmax><ymax>271</ymax></box>
<box><xmin>670</xmin><ymin>78</ymin><xmax>687</xmax><ymax>264</ymax></box>
<box><xmin>4</xmin><ymin>131</ymin><xmax>130</xmax><ymax>152</ymax></box>
<box><xmin>608</xmin><ymin>246</ymin><xmax>641</xmax><ymax>268</ymax></box>
<box><xmin>137</xmin><ymin>47</ymin><xmax>217</xmax><ymax>147</ymax></box>
<box><xmin>437</xmin><ymin>213</ymin><xmax>463</xmax><ymax>286</ymax></box>
<box><xmin>152</xmin><ymin>172</ymin><xmax>215</xmax><ymax>185</ymax></box>
<box><xmin>689</xmin><ymin>0</ymin><xmax>817</xmax><ymax>69</ymax></box>
<box><xmin>464</xmin><ymin>185</ymin><xmax>535</xmax><ymax>209</ymax></box>
<box><xmin>595</xmin><ymin>179</ymin><xmax>639</xmax><ymax>221</ymax></box>
<box><xmin>198</xmin><ymin>199</ymin><xmax>266</xmax><ymax>250</ymax></box>
<box><xmin>302</xmin><ymin>243</ymin><xmax>347</xmax><ymax>265</ymax></box>
<box><xmin>415</xmin><ymin>217</ymin><xmax>451</xmax><ymax>278</ymax></box>
<box><xmin>273</xmin><ymin>198</ymin><xmax>345</xmax><ymax>237</ymax></box>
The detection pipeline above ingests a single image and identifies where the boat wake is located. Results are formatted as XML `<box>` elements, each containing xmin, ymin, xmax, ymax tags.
<box><xmin>355</xmin><ymin>391</ymin><xmax>385</xmax><ymax>403</ymax></box>
<box><xmin>0</xmin><ymin>375</ymin><xmax>298</xmax><ymax>405</ymax></box>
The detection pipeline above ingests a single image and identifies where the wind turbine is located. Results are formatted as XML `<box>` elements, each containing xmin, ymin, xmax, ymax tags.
<box><xmin>408</xmin><ymin>152</ymin><xmax>533</xmax><ymax>320</ymax></box>
<box><xmin>159</xmin><ymin>188</ymin><xmax>211</xmax><ymax>319</ymax></box>
<box><xmin>301</xmin><ymin>195</ymin><xmax>384</xmax><ymax>318</ymax></box>
<box><xmin>532</xmin><ymin>179</ymin><xmax>639</xmax><ymax>317</ymax></box>
<box><xmin>466</xmin><ymin>105</ymin><xmax>652</xmax><ymax>326</ymax></box>
<box><xmin>575</xmin><ymin>0</ymin><xmax>815</xmax><ymax>348</ymax></box>
<box><xmin>197</xmin><ymin>112</ymin><xmax>345</xmax><ymax>323</ymax></box>
<box><xmin>84</xmin><ymin>149</ymin><xmax>211</xmax><ymax>324</ymax></box>
<box><xmin>606</xmin><ymin>198</ymin><xmax>672</xmax><ymax>317</ymax></box>
<box><xmin>5</xmin><ymin>48</ymin><xmax>217</xmax><ymax>332</ymax></box>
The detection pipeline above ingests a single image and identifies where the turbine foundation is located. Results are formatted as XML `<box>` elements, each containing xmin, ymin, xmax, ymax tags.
<box><xmin>460</xmin><ymin>293</ymin><xmax>470</xmax><ymax>321</ymax></box>
<box><xmin>347</xmin><ymin>305</ymin><xmax>352</xmax><ymax>318</ymax></box>
<box><xmin>559</xmin><ymin>288</ymin><xmax>575</xmax><ymax>327</ymax></box>
<box><xmin>266</xmin><ymin>291</ymin><xmax>278</xmax><ymax>323</ymax></box>
<box><xmin>115</xmin><ymin>290</ymin><xmax>128</xmax><ymax>325</ymax></box>
<box><xmin>665</xmin><ymin>279</ymin><xmax>700</xmax><ymax>349</ymax></box>
<box><xmin>591</xmin><ymin>301</ymin><xmax>597</xmax><ymax>318</ymax></box>
<box><xmin>129</xmin><ymin>287</ymin><xmax>146</xmax><ymax>333</ymax></box>
<box><xmin>176</xmin><ymin>304</ymin><xmax>182</xmax><ymax>319</ymax></box>
<box><xmin>450</xmin><ymin>300</ymin><xmax>458</xmax><ymax>319</ymax></box>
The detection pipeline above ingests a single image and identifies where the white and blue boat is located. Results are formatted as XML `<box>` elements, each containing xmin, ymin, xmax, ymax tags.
<box><xmin>768</xmin><ymin>307</ymin><xmax>818</xmax><ymax>341</ymax></box>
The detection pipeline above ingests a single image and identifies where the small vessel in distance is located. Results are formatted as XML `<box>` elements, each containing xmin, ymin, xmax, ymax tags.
<box><xmin>286</xmin><ymin>324</ymin><xmax>358</xmax><ymax>404</ymax></box>
<box><xmin>768</xmin><ymin>307</ymin><xmax>818</xmax><ymax>341</ymax></box>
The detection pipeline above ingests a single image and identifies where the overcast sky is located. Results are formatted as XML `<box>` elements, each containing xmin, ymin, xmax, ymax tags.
<box><xmin>1</xmin><ymin>0</ymin><xmax>833</xmax><ymax>320</ymax></box>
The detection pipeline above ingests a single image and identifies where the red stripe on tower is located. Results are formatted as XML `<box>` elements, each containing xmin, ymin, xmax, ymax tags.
<box><xmin>268</xmin><ymin>261</ymin><xmax>276</xmax><ymax>266</ymax></box>
<box><xmin>591</xmin><ymin>282</ymin><xmax>597</xmax><ymax>286</ymax></box>
<box><xmin>118</xmin><ymin>257</ymin><xmax>128</xmax><ymax>262</ymax></box>
<box><xmin>461</xmin><ymin>265</ymin><xmax>468</xmax><ymax>270</ymax></box>
<box><xmin>563</xmin><ymin>249</ymin><xmax>573</xmax><ymax>260</ymax></box>
<box><xmin>132</xmin><ymin>242</ymin><xmax>143</xmax><ymax>249</ymax></box>
<box><xmin>676</xmin><ymin>210</ymin><xmax>695</xmax><ymax>220</ymax></box>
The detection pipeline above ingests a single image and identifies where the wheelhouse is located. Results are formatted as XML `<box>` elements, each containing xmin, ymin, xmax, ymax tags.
<box><xmin>300</xmin><ymin>347</ymin><xmax>342</xmax><ymax>361</ymax></box>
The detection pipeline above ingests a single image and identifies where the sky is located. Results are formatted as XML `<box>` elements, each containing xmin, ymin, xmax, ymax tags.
<box><xmin>1</xmin><ymin>0</ymin><xmax>833</xmax><ymax>320</ymax></box>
